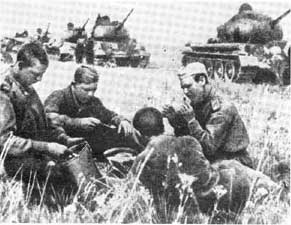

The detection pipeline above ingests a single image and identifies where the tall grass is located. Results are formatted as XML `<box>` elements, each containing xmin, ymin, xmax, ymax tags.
<box><xmin>0</xmin><ymin>65</ymin><xmax>290</xmax><ymax>223</ymax></box>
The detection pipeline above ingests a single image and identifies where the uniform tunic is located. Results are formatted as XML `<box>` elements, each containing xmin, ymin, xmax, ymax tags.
<box><xmin>168</xmin><ymin>92</ymin><xmax>252</xmax><ymax>168</ymax></box>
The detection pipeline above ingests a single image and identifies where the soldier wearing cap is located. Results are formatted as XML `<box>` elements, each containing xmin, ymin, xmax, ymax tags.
<box><xmin>44</xmin><ymin>65</ymin><xmax>142</xmax><ymax>161</ymax></box>
<box><xmin>162</xmin><ymin>62</ymin><xmax>253</xmax><ymax>168</ymax></box>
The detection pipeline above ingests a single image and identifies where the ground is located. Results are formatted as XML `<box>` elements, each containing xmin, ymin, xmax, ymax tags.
<box><xmin>0</xmin><ymin>60</ymin><xmax>290</xmax><ymax>223</ymax></box>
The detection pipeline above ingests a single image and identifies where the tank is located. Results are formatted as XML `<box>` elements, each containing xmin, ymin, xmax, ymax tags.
<box><xmin>182</xmin><ymin>4</ymin><xmax>290</xmax><ymax>85</ymax></box>
<box><xmin>90</xmin><ymin>9</ymin><xmax>151</xmax><ymax>67</ymax></box>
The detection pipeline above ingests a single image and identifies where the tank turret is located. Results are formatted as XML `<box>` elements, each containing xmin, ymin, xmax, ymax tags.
<box><xmin>182</xmin><ymin>4</ymin><xmax>290</xmax><ymax>85</ymax></box>
<box><xmin>89</xmin><ymin>9</ymin><xmax>150</xmax><ymax>67</ymax></box>
<box><xmin>217</xmin><ymin>6</ymin><xmax>290</xmax><ymax>44</ymax></box>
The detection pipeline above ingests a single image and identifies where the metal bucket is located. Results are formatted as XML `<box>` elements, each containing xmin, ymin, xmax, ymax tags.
<box><xmin>61</xmin><ymin>141</ymin><xmax>104</xmax><ymax>187</ymax></box>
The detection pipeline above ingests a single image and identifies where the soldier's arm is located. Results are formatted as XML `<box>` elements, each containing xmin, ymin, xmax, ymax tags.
<box><xmin>168</xmin><ymin>114</ymin><xmax>190</xmax><ymax>136</ymax></box>
<box><xmin>0</xmin><ymin>93</ymin><xmax>55</xmax><ymax>156</ymax></box>
<box><xmin>44</xmin><ymin>90</ymin><xmax>76</xmax><ymax>137</ymax></box>
<box><xmin>92</xmin><ymin>98</ymin><xmax>127</xmax><ymax>126</ymax></box>
<box><xmin>187</xmin><ymin>110</ymin><xmax>230</xmax><ymax>157</ymax></box>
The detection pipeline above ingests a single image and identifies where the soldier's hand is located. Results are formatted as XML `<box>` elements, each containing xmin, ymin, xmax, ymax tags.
<box><xmin>46</xmin><ymin>142</ymin><xmax>72</xmax><ymax>159</ymax></box>
<box><xmin>177</xmin><ymin>102</ymin><xmax>196</xmax><ymax>122</ymax></box>
<box><xmin>65</xmin><ymin>137</ymin><xmax>85</xmax><ymax>147</ymax></box>
<box><xmin>118</xmin><ymin>120</ymin><xmax>134</xmax><ymax>136</ymax></box>
<box><xmin>162</xmin><ymin>104</ymin><xmax>176</xmax><ymax>121</ymax></box>
<box><xmin>78</xmin><ymin>117</ymin><xmax>101</xmax><ymax>130</ymax></box>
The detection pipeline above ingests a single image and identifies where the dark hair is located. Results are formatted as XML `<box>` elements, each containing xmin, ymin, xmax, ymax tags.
<box><xmin>16</xmin><ymin>42</ymin><xmax>49</xmax><ymax>68</ymax></box>
<box><xmin>133</xmin><ymin>107</ymin><xmax>164</xmax><ymax>137</ymax></box>
<box><xmin>74</xmin><ymin>65</ymin><xmax>99</xmax><ymax>83</ymax></box>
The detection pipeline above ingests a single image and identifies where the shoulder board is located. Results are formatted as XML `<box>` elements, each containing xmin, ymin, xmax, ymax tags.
<box><xmin>211</xmin><ymin>98</ymin><xmax>221</xmax><ymax>112</ymax></box>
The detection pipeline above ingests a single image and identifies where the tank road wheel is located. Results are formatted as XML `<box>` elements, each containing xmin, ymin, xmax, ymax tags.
<box><xmin>214</xmin><ymin>61</ymin><xmax>224</xmax><ymax>80</ymax></box>
<box><xmin>204</xmin><ymin>60</ymin><xmax>214</xmax><ymax>79</ymax></box>
<box><xmin>224</xmin><ymin>61</ymin><xmax>237</xmax><ymax>82</ymax></box>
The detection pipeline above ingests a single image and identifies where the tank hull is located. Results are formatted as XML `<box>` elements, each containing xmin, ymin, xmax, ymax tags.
<box><xmin>182</xmin><ymin>42</ymin><xmax>290</xmax><ymax>85</ymax></box>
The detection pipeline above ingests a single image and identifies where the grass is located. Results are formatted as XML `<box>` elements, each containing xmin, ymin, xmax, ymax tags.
<box><xmin>0</xmin><ymin>61</ymin><xmax>290</xmax><ymax>223</ymax></box>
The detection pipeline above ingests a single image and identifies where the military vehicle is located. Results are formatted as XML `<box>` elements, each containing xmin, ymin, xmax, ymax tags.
<box><xmin>56</xmin><ymin>19</ymin><xmax>89</xmax><ymax>62</ymax></box>
<box><xmin>90</xmin><ymin>9</ymin><xmax>151</xmax><ymax>67</ymax></box>
<box><xmin>182</xmin><ymin>4</ymin><xmax>290</xmax><ymax>85</ymax></box>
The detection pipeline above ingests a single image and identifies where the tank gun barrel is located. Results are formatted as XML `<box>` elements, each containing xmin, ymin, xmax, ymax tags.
<box><xmin>115</xmin><ymin>8</ymin><xmax>134</xmax><ymax>32</ymax></box>
<box><xmin>270</xmin><ymin>9</ymin><xmax>290</xmax><ymax>28</ymax></box>
<box><xmin>82</xmin><ymin>18</ymin><xmax>90</xmax><ymax>30</ymax></box>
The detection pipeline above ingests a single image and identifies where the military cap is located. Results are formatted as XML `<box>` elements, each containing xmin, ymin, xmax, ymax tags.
<box><xmin>178</xmin><ymin>62</ymin><xmax>208</xmax><ymax>80</ymax></box>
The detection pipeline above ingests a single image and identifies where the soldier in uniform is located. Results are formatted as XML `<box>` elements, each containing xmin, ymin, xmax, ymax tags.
<box><xmin>162</xmin><ymin>62</ymin><xmax>253</xmax><ymax>168</ymax></box>
<box><xmin>131</xmin><ymin>134</ymin><xmax>279</xmax><ymax>223</ymax></box>
<box><xmin>33</xmin><ymin>28</ymin><xmax>43</xmax><ymax>42</ymax></box>
<box><xmin>0</xmin><ymin>43</ymin><xmax>83</xmax><ymax>204</ymax></box>
<box><xmin>44</xmin><ymin>65</ymin><xmax>142</xmax><ymax>161</ymax></box>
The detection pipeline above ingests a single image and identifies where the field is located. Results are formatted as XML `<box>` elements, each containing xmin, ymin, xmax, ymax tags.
<box><xmin>0</xmin><ymin>60</ymin><xmax>290</xmax><ymax>223</ymax></box>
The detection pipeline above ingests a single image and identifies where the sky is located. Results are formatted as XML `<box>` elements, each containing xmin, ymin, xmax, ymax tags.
<box><xmin>0</xmin><ymin>0</ymin><xmax>290</xmax><ymax>66</ymax></box>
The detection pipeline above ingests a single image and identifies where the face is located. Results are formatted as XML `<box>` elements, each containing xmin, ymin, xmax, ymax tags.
<box><xmin>74</xmin><ymin>82</ymin><xmax>98</xmax><ymax>103</ymax></box>
<box><xmin>15</xmin><ymin>58</ymin><xmax>47</xmax><ymax>87</ymax></box>
<box><xmin>179</xmin><ymin>75</ymin><xmax>206</xmax><ymax>105</ymax></box>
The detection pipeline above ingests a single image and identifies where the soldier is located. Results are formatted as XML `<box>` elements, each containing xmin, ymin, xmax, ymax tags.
<box><xmin>131</xmin><ymin>135</ymin><xmax>280</xmax><ymax>223</ymax></box>
<box><xmin>58</xmin><ymin>22</ymin><xmax>75</xmax><ymax>61</ymax></box>
<box><xmin>33</xmin><ymin>28</ymin><xmax>43</xmax><ymax>41</ymax></box>
<box><xmin>44</xmin><ymin>65</ymin><xmax>142</xmax><ymax>161</ymax></box>
<box><xmin>0</xmin><ymin>43</ymin><xmax>83</xmax><ymax>204</ymax></box>
<box><xmin>162</xmin><ymin>62</ymin><xmax>253</xmax><ymax>168</ymax></box>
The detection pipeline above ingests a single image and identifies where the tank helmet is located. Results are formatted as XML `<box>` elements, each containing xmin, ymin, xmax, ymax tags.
<box><xmin>239</xmin><ymin>3</ymin><xmax>253</xmax><ymax>14</ymax></box>
<box><xmin>74</xmin><ymin>65</ymin><xmax>99</xmax><ymax>84</ymax></box>
<box><xmin>178</xmin><ymin>62</ymin><xmax>208</xmax><ymax>82</ymax></box>
<box><xmin>133</xmin><ymin>107</ymin><xmax>164</xmax><ymax>137</ymax></box>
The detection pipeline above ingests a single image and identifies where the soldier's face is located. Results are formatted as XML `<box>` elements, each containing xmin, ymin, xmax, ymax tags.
<box><xmin>16</xmin><ymin>58</ymin><xmax>47</xmax><ymax>87</ymax></box>
<box><xmin>179</xmin><ymin>75</ymin><xmax>206</xmax><ymax>105</ymax></box>
<box><xmin>74</xmin><ymin>82</ymin><xmax>98</xmax><ymax>103</ymax></box>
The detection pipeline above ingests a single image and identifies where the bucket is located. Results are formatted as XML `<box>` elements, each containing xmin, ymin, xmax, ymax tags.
<box><xmin>61</xmin><ymin>141</ymin><xmax>104</xmax><ymax>187</ymax></box>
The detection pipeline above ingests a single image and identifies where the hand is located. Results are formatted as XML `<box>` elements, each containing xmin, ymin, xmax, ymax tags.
<box><xmin>77</xmin><ymin>117</ymin><xmax>101</xmax><ymax>130</ymax></box>
<box><xmin>162</xmin><ymin>104</ymin><xmax>176</xmax><ymax>121</ymax></box>
<box><xmin>177</xmin><ymin>102</ymin><xmax>196</xmax><ymax>122</ymax></box>
<box><xmin>65</xmin><ymin>137</ymin><xmax>85</xmax><ymax>147</ymax></box>
<box><xmin>118</xmin><ymin>120</ymin><xmax>134</xmax><ymax>136</ymax></box>
<box><xmin>46</xmin><ymin>142</ymin><xmax>72</xmax><ymax>159</ymax></box>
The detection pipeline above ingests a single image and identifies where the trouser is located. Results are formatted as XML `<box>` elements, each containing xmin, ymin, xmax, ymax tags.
<box><xmin>4</xmin><ymin>153</ymin><xmax>77</xmax><ymax>207</ymax></box>
<box><xmin>75</xmin><ymin>43</ymin><xmax>85</xmax><ymax>64</ymax></box>
<box><xmin>207</xmin><ymin>149</ymin><xmax>254</xmax><ymax>169</ymax></box>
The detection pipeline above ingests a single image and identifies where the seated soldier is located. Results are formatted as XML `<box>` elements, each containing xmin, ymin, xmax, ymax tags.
<box><xmin>131</xmin><ymin>134</ymin><xmax>280</xmax><ymax>224</ymax></box>
<box><xmin>44</xmin><ymin>65</ymin><xmax>142</xmax><ymax>161</ymax></box>
<box><xmin>0</xmin><ymin>43</ymin><xmax>86</xmax><ymax>206</ymax></box>
<box><xmin>162</xmin><ymin>62</ymin><xmax>253</xmax><ymax>168</ymax></box>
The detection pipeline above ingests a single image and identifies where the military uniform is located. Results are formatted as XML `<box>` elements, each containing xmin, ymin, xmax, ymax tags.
<box><xmin>44</xmin><ymin>84</ymin><xmax>142</xmax><ymax>161</ymax></box>
<box><xmin>168</xmin><ymin>93</ymin><xmax>253</xmax><ymax>168</ymax></box>
<box><xmin>0</xmin><ymin>69</ymin><xmax>76</xmax><ymax>199</ymax></box>
<box><xmin>131</xmin><ymin>135</ymin><xmax>279</xmax><ymax>223</ymax></box>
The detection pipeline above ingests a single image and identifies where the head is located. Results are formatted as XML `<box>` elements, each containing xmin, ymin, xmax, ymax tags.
<box><xmin>133</xmin><ymin>107</ymin><xmax>165</xmax><ymax>141</ymax></box>
<box><xmin>72</xmin><ymin>65</ymin><xmax>99</xmax><ymax>103</ymax></box>
<box><xmin>178</xmin><ymin>62</ymin><xmax>209</xmax><ymax>105</ymax></box>
<box><xmin>67</xmin><ymin>22</ymin><xmax>74</xmax><ymax>31</ymax></box>
<box><xmin>239</xmin><ymin>3</ymin><xmax>252</xmax><ymax>14</ymax></box>
<box><xmin>36</xmin><ymin>28</ymin><xmax>42</xmax><ymax>34</ymax></box>
<box><xmin>13</xmin><ymin>42</ymin><xmax>49</xmax><ymax>87</ymax></box>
